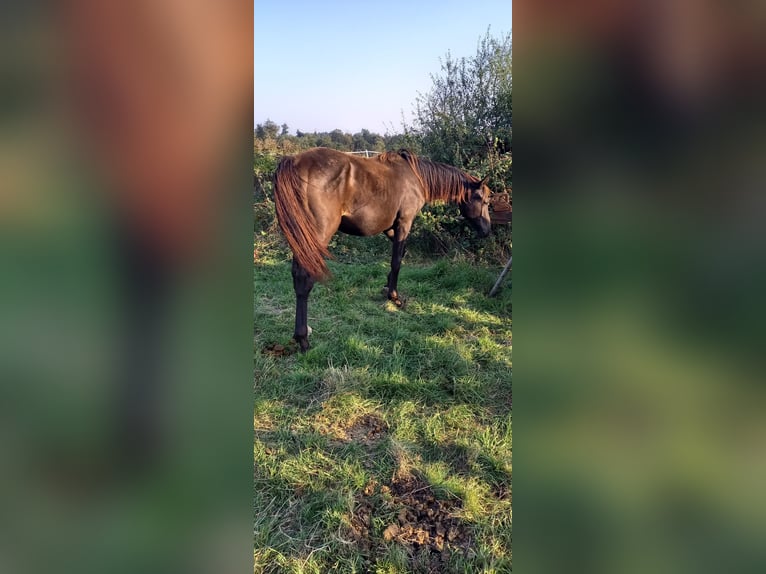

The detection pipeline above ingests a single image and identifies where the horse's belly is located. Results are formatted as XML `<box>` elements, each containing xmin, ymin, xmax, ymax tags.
<box><xmin>339</xmin><ymin>215</ymin><xmax>388</xmax><ymax>237</ymax></box>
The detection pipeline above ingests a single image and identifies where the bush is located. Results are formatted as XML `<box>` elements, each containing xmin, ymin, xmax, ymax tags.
<box><xmin>408</xmin><ymin>29</ymin><xmax>512</xmax><ymax>264</ymax></box>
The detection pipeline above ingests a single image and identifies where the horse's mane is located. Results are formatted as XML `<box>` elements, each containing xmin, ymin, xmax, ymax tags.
<box><xmin>376</xmin><ymin>150</ymin><xmax>477</xmax><ymax>203</ymax></box>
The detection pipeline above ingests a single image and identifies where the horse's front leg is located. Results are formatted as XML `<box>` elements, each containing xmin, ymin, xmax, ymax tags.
<box><xmin>292</xmin><ymin>258</ymin><xmax>315</xmax><ymax>352</ymax></box>
<box><xmin>385</xmin><ymin>227</ymin><xmax>409</xmax><ymax>307</ymax></box>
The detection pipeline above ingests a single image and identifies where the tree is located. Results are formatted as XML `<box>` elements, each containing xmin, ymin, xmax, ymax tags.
<box><xmin>412</xmin><ymin>29</ymin><xmax>512</xmax><ymax>175</ymax></box>
<box><xmin>255</xmin><ymin>119</ymin><xmax>280</xmax><ymax>140</ymax></box>
<box><xmin>329</xmin><ymin>129</ymin><xmax>353</xmax><ymax>149</ymax></box>
<box><xmin>403</xmin><ymin>30</ymin><xmax>512</xmax><ymax>262</ymax></box>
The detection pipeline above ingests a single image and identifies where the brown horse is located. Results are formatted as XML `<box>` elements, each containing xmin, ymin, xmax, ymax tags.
<box><xmin>273</xmin><ymin>147</ymin><xmax>492</xmax><ymax>351</ymax></box>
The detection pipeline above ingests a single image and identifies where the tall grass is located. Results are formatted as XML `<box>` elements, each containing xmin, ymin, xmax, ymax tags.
<box><xmin>254</xmin><ymin>233</ymin><xmax>511</xmax><ymax>573</ymax></box>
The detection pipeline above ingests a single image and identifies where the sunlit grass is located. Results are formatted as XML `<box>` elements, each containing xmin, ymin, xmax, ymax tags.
<box><xmin>254</xmin><ymin>252</ymin><xmax>511</xmax><ymax>573</ymax></box>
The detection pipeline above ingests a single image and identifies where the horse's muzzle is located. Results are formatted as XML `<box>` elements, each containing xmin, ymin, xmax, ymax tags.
<box><xmin>472</xmin><ymin>219</ymin><xmax>492</xmax><ymax>238</ymax></box>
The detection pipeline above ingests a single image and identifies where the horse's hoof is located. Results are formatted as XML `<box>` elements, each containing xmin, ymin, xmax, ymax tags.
<box><xmin>382</xmin><ymin>287</ymin><xmax>406</xmax><ymax>308</ymax></box>
<box><xmin>293</xmin><ymin>335</ymin><xmax>310</xmax><ymax>353</ymax></box>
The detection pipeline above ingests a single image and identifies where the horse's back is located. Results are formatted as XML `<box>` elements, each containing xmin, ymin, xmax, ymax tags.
<box><xmin>292</xmin><ymin>147</ymin><xmax>350</xmax><ymax>170</ymax></box>
<box><xmin>283</xmin><ymin>147</ymin><xmax>417</xmax><ymax>207</ymax></box>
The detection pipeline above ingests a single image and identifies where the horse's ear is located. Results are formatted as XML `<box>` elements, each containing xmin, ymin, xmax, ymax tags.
<box><xmin>479</xmin><ymin>175</ymin><xmax>490</xmax><ymax>187</ymax></box>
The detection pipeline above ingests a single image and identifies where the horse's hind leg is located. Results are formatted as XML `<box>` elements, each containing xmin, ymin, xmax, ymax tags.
<box><xmin>292</xmin><ymin>258</ymin><xmax>315</xmax><ymax>352</ymax></box>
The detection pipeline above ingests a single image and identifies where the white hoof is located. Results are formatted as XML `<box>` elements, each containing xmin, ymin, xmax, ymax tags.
<box><xmin>307</xmin><ymin>325</ymin><xmax>313</xmax><ymax>336</ymax></box>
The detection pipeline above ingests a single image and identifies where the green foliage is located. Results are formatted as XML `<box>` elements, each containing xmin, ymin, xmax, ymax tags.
<box><xmin>409</xmin><ymin>204</ymin><xmax>512</xmax><ymax>264</ymax></box>
<box><xmin>255</xmin><ymin>119</ymin><xmax>280</xmax><ymax>140</ymax></box>
<box><xmin>413</xmin><ymin>29</ymin><xmax>512</xmax><ymax>170</ymax></box>
<box><xmin>254</xmin><ymin>125</ymin><xmax>404</xmax><ymax>155</ymax></box>
<box><xmin>409</xmin><ymin>29</ymin><xmax>512</xmax><ymax>262</ymax></box>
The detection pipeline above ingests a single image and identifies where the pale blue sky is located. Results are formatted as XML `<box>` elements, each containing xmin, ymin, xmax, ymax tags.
<box><xmin>254</xmin><ymin>0</ymin><xmax>512</xmax><ymax>134</ymax></box>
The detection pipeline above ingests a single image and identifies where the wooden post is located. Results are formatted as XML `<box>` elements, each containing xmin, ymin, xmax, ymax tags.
<box><xmin>489</xmin><ymin>256</ymin><xmax>512</xmax><ymax>297</ymax></box>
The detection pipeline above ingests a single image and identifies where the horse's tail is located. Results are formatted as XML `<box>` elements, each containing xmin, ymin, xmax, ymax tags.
<box><xmin>273</xmin><ymin>155</ymin><xmax>331</xmax><ymax>280</ymax></box>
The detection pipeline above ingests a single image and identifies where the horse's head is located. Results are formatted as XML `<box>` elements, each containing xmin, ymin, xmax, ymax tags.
<box><xmin>459</xmin><ymin>176</ymin><xmax>492</xmax><ymax>238</ymax></box>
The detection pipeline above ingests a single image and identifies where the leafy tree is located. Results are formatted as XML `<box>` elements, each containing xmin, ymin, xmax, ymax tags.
<box><xmin>404</xmin><ymin>29</ymin><xmax>512</xmax><ymax>262</ymax></box>
<box><xmin>412</xmin><ymin>29</ymin><xmax>512</xmax><ymax>180</ymax></box>
<box><xmin>328</xmin><ymin>129</ymin><xmax>352</xmax><ymax>149</ymax></box>
<box><xmin>315</xmin><ymin>133</ymin><xmax>333</xmax><ymax>148</ymax></box>
<box><xmin>255</xmin><ymin>119</ymin><xmax>280</xmax><ymax>140</ymax></box>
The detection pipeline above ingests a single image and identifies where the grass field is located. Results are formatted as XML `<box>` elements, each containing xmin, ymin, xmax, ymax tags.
<box><xmin>254</xmin><ymin>236</ymin><xmax>512</xmax><ymax>573</ymax></box>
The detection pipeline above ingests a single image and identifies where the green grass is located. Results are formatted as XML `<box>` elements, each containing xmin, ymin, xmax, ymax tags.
<box><xmin>254</xmin><ymin>243</ymin><xmax>511</xmax><ymax>573</ymax></box>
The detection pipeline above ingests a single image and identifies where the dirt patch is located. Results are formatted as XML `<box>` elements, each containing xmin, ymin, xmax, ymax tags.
<box><xmin>348</xmin><ymin>495</ymin><xmax>376</xmax><ymax>552</ymax></box>
<box><xmin>346</xmin><ymin>474</ymin><xmax>474</xmax><ymax>572</ymax></box>
<box><xmin>346</xmin><ymin>413</ymin><xmax>389</xmax><ymax>445</ymax></box>
<box><xmin>261</xmin><ymin>341</ymin><xmax>298</xmax><ymax>357</ymax></box>
<box><xmin>320</xmin><ymin>412</ymin><xmax>389</xmax><ymax>447</ymax></box>
<box><xmin>386</xmin><ymin>475</ymin><xmax>472</xmax><ymax>555</ymax></box>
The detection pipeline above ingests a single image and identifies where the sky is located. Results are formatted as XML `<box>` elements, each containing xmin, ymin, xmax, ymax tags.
<box><xmin>254</xmin><ymin>0</ymin><xmax>512</xmax><ymax>134</ymax></box>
